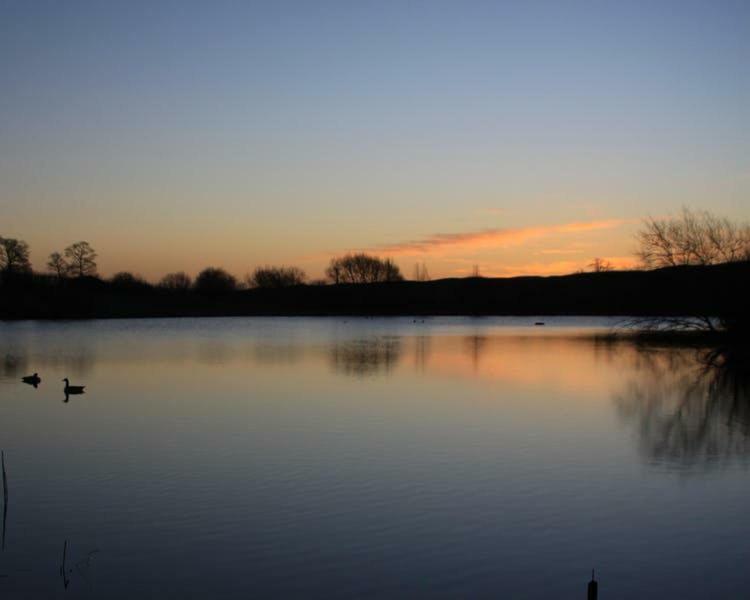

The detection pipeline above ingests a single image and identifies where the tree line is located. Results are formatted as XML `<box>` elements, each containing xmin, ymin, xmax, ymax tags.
<box><xmin>0</xmin><ymin>239</ymin><xmax>407</xmax><ymax>292</ymax></box>
<box><xmin>2</xmin><ymin>208</ymin><xmax>748</xmax><ymax>291</ymax></box>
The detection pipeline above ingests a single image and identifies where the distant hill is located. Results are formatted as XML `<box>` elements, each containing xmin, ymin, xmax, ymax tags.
<box><xmin>0</xmin><ymin>261</ymin><xmax>747</xmax><ymax>320</ymax></box>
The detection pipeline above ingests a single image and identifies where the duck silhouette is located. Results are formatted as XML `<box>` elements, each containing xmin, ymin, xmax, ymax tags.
<box><xmin>22</xmin><ymin>373</ymin><xmax>41</xmax><ymax>387</ymax></box>
<box><xmin>62</xmin><ymin>378</ymin><xmax>85</xmax><ymax>394</ymax></box>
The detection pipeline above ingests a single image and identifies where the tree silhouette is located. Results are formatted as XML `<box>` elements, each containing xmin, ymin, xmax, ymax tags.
<box><xmin>636</xmin><ymin>208</ymin><xmax>750</xmax><ymax>268</ymax></box>
<box><xmin>327</xmin><ymin>260</ymin><xmax>343</xmax><ymax>284</ymax></box>
<box><xmin>159</xmin><ymin>271</ymin><xmax>192</xmax><ymax>291</ymax></box>
<box><xmin>110</xmin><ymin>271</ymin><xmax>149</xmax><ymax>290</ymax></box>
<box><xmin>64</xmin><ymin>241</ymin><xmax>98</xmax><ymax>278</ymax></box>
<box><xmin>588</xmin><ymin>257</ymin><xmax>614</xmax><ymax>272</ymax></box>
<box><xmin>249</xmin><ymin>266</ymin><xmax>306</xmax><ymax>288</ymax></box>
<box><xmin>0</xmin><ymin>237</ymin><xmax>31</xmax><ymax>274</ymax></box>
<box><xmin>194</xmin><ymin>267</ymin><xmax>237</xmax><ymax>293</ymax></box>
<box><xmin>326</xmin><ymin>253</ymin><xmax>403</xmax><ymax>284</ymax></box>
<box><xmin>46</xmin><ymin>252</ymin><xmax>68</xmax><ymax>278</ymax></box>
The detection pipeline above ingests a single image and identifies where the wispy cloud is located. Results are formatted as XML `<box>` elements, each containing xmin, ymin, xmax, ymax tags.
<box><xmin>536</xmin><ymin>248</ymin><xmax>586</xmax><ymax>256</ymax></box>
<box><xmin>369</xmin><ymin>219</ymin><xmax>628</xmax><ymax>256</ymax></box>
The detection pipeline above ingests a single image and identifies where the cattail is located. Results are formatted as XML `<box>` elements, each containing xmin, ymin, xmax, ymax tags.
<box><xmin>587</xmin><ymin>569</ymin><xmax>598</xmax><ymax>600</ymax></box>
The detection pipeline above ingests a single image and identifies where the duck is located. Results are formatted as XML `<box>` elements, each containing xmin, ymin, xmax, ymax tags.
<box><xmin>62</xmin><ymin>378</ymin><xmax>85</xmax><ymax>394</ymax></box>
<box><xmin>22</xmin><ymin>372</ymin><xmax>41</xmax><ymax>386</ymax></box>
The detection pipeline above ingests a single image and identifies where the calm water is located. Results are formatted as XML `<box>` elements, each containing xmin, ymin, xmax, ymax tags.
<box><xmin>0</xmin><ymin>317</ymin><xmax>748</xmax><ymax>599</ymax></box>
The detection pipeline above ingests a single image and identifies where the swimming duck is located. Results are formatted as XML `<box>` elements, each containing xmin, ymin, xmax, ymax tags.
<box><xmin>22</xmin><ymin>373</ymin><xmax>41</xmax><ymax>386</ymax></box>
<box><xmin>62</xmin><ymin>378</ymin><xmax>85</xmax><ymax>394</ymax></box>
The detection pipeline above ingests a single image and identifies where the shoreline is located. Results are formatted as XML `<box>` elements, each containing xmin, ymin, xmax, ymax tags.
<box><xmin>1</xmin><ymin>261</ymin><xmax>747</xmax><ymax>325</ymax></box>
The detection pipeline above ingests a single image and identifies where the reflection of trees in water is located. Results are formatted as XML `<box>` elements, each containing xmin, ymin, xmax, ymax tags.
<box><xmin>57</xmin><ymin>348</ymin><xmax>95</xmax><ymax>377</ymax></box>
<box><xmin>2</xmin><ymin>353</ymin><xmax>29</xmax><ymax>378</ymax></box>
<box><xmin>413</xmin><ymin>335</ymin><xmax>431</xmax><ymax>373</ymax></box>
<box><xmin>252</xmin><ymin>343</ymin><xmax>305</xmax><ymax>365</ymax></box>
<box><xmin>464</xmin><ymin>335</ymin><xmax>487</xmax><ymax>373</ymax></box>
<box><xmin>614</xmin><ymin>345</ymin><xmax>750</xmax><ymax>469</ymax></box>
<box><xmin>329</xmin><ymin>336</ymin><xmax>402</xmax><ymax>377</ymax></box>
<box><xmin>2</xmin><ymin>347</ymin><xmax>94</xmax><ymax>378</ymax></box>
<box><xmin>196</xmin><ymin>341</ymin><xmax>236</xmax><ymax>365</ymax></box>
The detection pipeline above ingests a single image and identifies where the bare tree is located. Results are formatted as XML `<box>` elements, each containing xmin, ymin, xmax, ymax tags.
<box><xmin>327</xmin><ymin>260</ymin><xmax>343</xmax><ymax>284</ymax></box>
<box><xmin>0</xmin><ymin>237</ymin><xmax>32</xmax><ymax>274</ymax></box>
<box><xmin>248</xmin><ymin>266</ymin><xmax>306</xmax><ymax>288</ymax></box>
<box><xmin>628</xmin><ymin>208</ymin><xmax>750</xmax><ymax>335</ymax></box>
<box><xmin>159</xmin><ymin>271</ymin><xmax>192</xmax><ymax>291</ymax></box>
<box><xmin>326</xmin><ymin>253</ymin><xmax>403</xmax><ymax>284</ymax></box>
<box><xmin>64</xmin><ymin>241</ymin><xmax>98</xmax><ymax>277</ymax></box>
<box><xmin>636</xmin><ymin>208</ymin><xmax>750</xmax><ymax>269</ymax></box>
<box><xmin>588</xmin><ymin>257</ymin><xmax>614</xmax><ymax>272</ymax></box>
<box><xmin>46</xmin><ymin>252</ymin><xmax>69</xmax><ymax>278</ymax></box>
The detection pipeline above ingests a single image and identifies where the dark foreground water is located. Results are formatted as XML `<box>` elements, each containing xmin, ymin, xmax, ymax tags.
<box><xmin>0</xmin><ymin>317</ymin><xmax>748</xmax><ymax>599</ymax></box>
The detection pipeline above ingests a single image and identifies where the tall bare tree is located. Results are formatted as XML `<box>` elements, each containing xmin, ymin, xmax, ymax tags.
<box><xmin>0</xmin><ymin>237</ymin><xmax>32</xmax><ymax>274</ymax></box>
<box><xmin>159</xmin><ymin>271</ymin><xmax>192</xmax><ymax>291</ymax></box>
<box><xmin>636</xmin><ymin>208</ymin><xmax>750</xmax><ymax>268</ymax></box>
<box><xmin>46</xmin><ymin>252</ymin><xmax>68</xmax><ymax>278</ymax></box>
<box><xmin>588</xmin><ymin>257</ymin><xmax>614</xmax><ymax>272</ymax></box>
<box><xmin>248</xmin><ymin>266</ymin><xmax>306</xmax><ymax>288</ymax></box>
<box><xmin>326</xmin><ymin>253</ymin><xmax>403</xmax><ymax>284</ymax></box>
<box><xmin>64</xmin><ymin>241</ymin><xmax>98</xmax><ymax>277</ymax></box>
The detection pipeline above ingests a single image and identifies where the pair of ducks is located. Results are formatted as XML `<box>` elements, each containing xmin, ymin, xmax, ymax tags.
<box><xmin>21</xmin><ymin>373</ymin><xmax>85</xmax><ymax>394</ymax></box>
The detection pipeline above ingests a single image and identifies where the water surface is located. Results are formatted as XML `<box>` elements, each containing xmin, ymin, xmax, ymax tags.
<box><xmin>0</xmin><ymin>317</ymin><xmax>748</xmax><ymax>598</ymax></box>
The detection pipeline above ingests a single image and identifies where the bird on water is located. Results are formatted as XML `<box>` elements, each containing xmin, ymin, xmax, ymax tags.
<box><xmin>62</xmin><ymin>378</ymin><xmax>85</xmax><ymax>394</ymax></box>
<box><xmin>21</xmin><ymin>373</ymin><xmax>41</xmax><ymax>386</ymax></box>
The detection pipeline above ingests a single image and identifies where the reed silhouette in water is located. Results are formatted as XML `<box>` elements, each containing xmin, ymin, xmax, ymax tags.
<box><xmin>2</xmin><ymin>451</ymin><xmax>7</xmax><ymax>551</ymax></box>
<box><xmin>587</xmin><ymin>569</ymin><xmax>598</xmax><ymax>599</ymax></box>
<box><xmin>57</xmin><ymin>539</ymin><xmax>98</xmax><ymax>591</ymax></box>
<box><xmin>60</xmin><ymin>540</ymin><xmax>70</xmax><ymax>590</ymax></box>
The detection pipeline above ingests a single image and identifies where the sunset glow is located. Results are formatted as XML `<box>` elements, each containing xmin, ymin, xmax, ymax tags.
<box><xmin>1</xmin><ymin>2</ymin><xmax>748</xmax><ymax>280</ymax></box>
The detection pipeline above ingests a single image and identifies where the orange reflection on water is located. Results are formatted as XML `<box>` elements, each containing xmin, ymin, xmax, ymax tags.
<box><xmin>397</xmin><ymin>334</ymin><xmax>632</xmax><ymax>398</ymax></box>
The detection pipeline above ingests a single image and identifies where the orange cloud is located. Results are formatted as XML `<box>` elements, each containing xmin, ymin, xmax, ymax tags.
<box><xmin>369</xmin><ymin>219</ymin><xmax>628</xmax><ymax>256</ymax></box>
<box><xmin>537</xmin><ymin>248</ymin><xmax>586</xmax><ymax>255</ymax></box>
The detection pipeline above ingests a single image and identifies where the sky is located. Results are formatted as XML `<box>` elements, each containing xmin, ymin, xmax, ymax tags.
<box><xmin>1</xmin><ymin>0</ymin><xmax>748</xmax><ymax>280</ymax></box>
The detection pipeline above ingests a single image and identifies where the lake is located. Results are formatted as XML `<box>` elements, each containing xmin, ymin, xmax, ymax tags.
<box><xmin>0</xmin><ymin>317</ymin><xmax>748</xmax><ymax>598</ymax></box>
